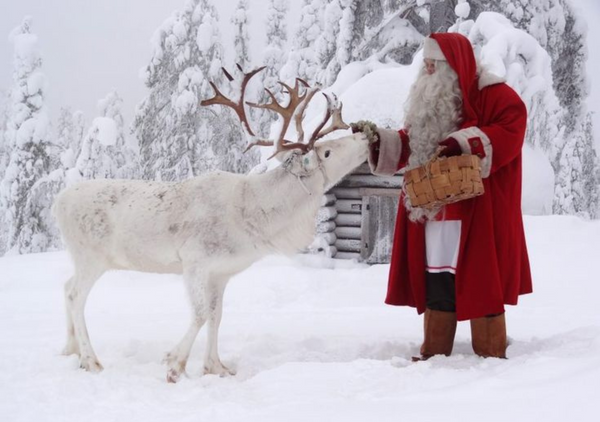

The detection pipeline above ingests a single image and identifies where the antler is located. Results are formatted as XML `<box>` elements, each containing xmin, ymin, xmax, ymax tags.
<box><xmin>201</xmin><ymin>65</ymin><xmax>350</xmax><ymax>159</ymax></box>
<box><xmin>247</xmin><ymin>83</ymin><xmax>349</xmax><ymax>157</ymax></box>
<box><xmin>306</xmin><ymin>93</ymin><xmax>350</xmax><ymax>149</ymax></box>
<box><xmin>294</xmin><ymin>85</ymin><xmax>321</xmax><ymax>144</ymax></box>
<box><xmin>200</xmin><ymin>64</ymin><xmax>265</xmax><ymax>139</ymax></box>
<box><xmin>246</xmin><ymin>78</ymin><xmax>312</xmax><ymax>156</ymax></box>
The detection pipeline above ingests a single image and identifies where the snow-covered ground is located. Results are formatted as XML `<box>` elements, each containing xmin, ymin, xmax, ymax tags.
<box><xmin>1</xmin><ymin>215</ymin><xmax>599</xmax><ymax>422</ymax></box>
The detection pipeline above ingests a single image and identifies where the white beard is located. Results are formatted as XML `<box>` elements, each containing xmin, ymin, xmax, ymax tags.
<box><xmin>403</xmin><ymin>61</ymin><xmax>463</xmax><ymax>221</ymax></box>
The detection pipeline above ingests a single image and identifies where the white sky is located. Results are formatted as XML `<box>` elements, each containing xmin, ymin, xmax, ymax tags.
<box><xmin>0</xmin><ymin>0</ymin><xmax>598</xmax><ymax>147</ymax></box>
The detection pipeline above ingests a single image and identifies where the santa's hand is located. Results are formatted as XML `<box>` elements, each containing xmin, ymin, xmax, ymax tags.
<box><xmin>350</xmin><ymin>120</ymin><xmax>379</xmax><ymax>144</ymax></box>
<box><xmin>438</xmin><ymin>137</ymin><xmax>462</xmax><ymax>157</ymax></box>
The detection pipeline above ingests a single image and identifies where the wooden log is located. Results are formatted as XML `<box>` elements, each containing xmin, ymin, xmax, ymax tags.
<box><xmin>359</xmin><ymin>188</ymin><xmax>401</xmax><ymax>198</ymax></box>
<box><xmin>335</xmin><ymin>213</ymin><xmax>362</xmax><ymax>227</ymax></box>
<box><xmin>317</xmin><ymin>206</ymin><xmax>337</xmax><ymax>223</ymax></box>
<box><xmin>338</xmin><ymin>174</ymin><xmax>402</xmax><ymax>189</ymax></box>
<box><xmin>316</xmin><ymin>221</ymin><xmax>336</xmax><ymax>233</ymax></box>
<box><xmin>331</xmin><ymin>187</ymin><xmax>362</xmax><ymax>199</ymax></box>
<box><xmin>335</xmin><ymin>226</ymin><xmax>362</xmax><ymax>239</ymax></box>
<box><xmin>335</xmin><ymin>238</ymin><xmax>362</xmax><ymax>252</ymax></box>
<box><xmin>318</xmin><ymin>232</ymin><xmax>337</xmax><ymax>245</ymax></box>
<box><xmin>321</xmin><ymin>194</ymin><xmax>336</xmax><ymax>206</ymax></box>
<box><xmin>336</xmin><ymin>199</ymin><xmax>363</xmax><ymax>214</ymax></box>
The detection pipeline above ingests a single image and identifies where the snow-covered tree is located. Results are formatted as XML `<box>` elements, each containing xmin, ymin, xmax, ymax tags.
<box><xmin>336</xmin><ymin>1</ymin><xmax>360</xmax><ymax>73</ymax></box>
<box><xmin>0</xmin><ymin>89</ymin><xmax>9</xmax><ymax>177</ymax></box>
<box><xmin>16</xmin><ymin>167</ymin><xmax>65</xmax><ymax>253</ymax></box>
<box><xmin>313</xmin><ymin>0</ymin><xmax>388</xmax><ymax>84</ymax></box>
<box><xmin>281</xmin><ymin>0</ymin><xmax>325</xmax><ymax>83</ymax></box>
<box><xmin>134</xmin><ymin>0</ymin><xmax>256</xmax><ymax>179</ymax></box>
<box><xmin>75</xmin><ymin>90</ymin><xmax>133</xmax><ymax>180</ymax></box>
<box><xmin>54</xmin><ymin>107</ymin><xmax>80</xmax><ymax>170</ymax></box>
<box><xmin>554</xmin><ymin>113</ymin><xmax>599</xmax><ymax>218</ymax></box>
<box><xmin>16</xmin><ymin>107</ymin><xmax>90</xmax><ymax>254</ymax></box>
<box><xmin>98</xmin><ymin>91</ymin><xmax>138</xmax><ymax>179</ymax></box>
<box><xmin>468</xmin><ymin>0</ymin><xmax>586</xmax><ymax>133</ymax></box>
<box><xmin>134</xmin><ymin>0</ymin><xmax>205</xmax><ymax>181</ymax></box>
<box><xmin>315</xmin><ymin>0</ymin><xmax>343</xmax><ymax>85</ymax></box>
<box><xmin>231</xmin><ymin>0</ymin><xmax>251</xmax><ymax>70</ymax></box>
<box><xmin>0</xmin><ymin>17</ymin><xmax>57</xmax><ymax>254</ymax></box>
<box><xmin>255</xmin><ymin>0</ymin><xmax>289</xmax><ymax>139</ymax></box>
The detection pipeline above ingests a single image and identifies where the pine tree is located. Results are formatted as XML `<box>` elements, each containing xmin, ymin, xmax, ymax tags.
<box><xmin>313</xmin><ymin>0</ymin><xmax>381</xmax><ymax>85</ymax></box>
<box><xmin>336</xmin><ymin>0</ymin><xmax>359</xmax><ymax>72</ymax></box>
<box><xmin>0</xmin><ymin>89</ymin><xmax>9</xmax><ymax>178</ymax></box>
<box><xmin>134</xmin><ymin>0</ymin><xmax>256</xmax><ymax>179</ymax></box>
<box><xmin>315</xmin><ymin>0</ymin><xmax>343</xmax><ymax>85</ymax></box>
<box><xmin>75</xmin><ymin>91</ymin><xmax>131</xmax><ymax>180</ymax></box>
<box><xmin>54</xmin><ymin>107</ymin><xmax>77</xmax><ymax>169</ymax></box>
<box><xmin>16</xmin><ymin>167</ymin><xmax>65</xmax><ymax>253</ymax></box>
<box><xmin>0</xmin><ymin>17</ymin><xmax>56</xmax><ymax>254</ymax></box>
<box><xmin>251</xmin><ymin>0</ymin><xmax>290</xmax><ymax>147</ymax></box>
<box><xmin>216</xmin><ymin>0</ymin><xmax>261</xmax><ymax>173</ymax></box>
<box><xmin>281</xmin><ymin>0</ymin><xmax>324</xmax><ymax>83</ymax></box>
<box><xmin>554</xmin><ymin>128</ymin><xmax>588</xmax><ymax>217</ymax></box>
<box><xmin>98</xmin><ymin>91</ymin><xmax>138</xmax><ymax>179</ymax></box>
<box><xmin>232</xmin><ymin>0</ymin><xmax>251</xmax><ymax>70</ymax></box>
<box><xmin>134</xmin><ymin>0</ymin><xmax>213</xmax><ymax>180</ymax></box>
<box><xmin>134</xmin><ymin>1</ymin><xmax>194</xmax><ymax>181</ymax></box>
<box><xmin>256</xmin><ymin>0</ymin><xmax>289</xmax><ymax>138</ymax></box>
<box><xmin>553</xmin><ymin>113</ymin><xmax>599</xmax><ymax>218</ymax></box>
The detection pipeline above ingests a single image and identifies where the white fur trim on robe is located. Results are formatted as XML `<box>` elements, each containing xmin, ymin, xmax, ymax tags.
<box><xmin>368</xmin><ymin>128</ymin><xmax>402</xmax><ymax>176</ymax></box>
<box><xmin>448</xmin><ymin>126</ymin><xmax>493</xmax><ymax>178</ymax></box>
<box><xmin>478</xmin><ymin>69</ymin><xmax>505</xmax><ymax>90</ymax></box>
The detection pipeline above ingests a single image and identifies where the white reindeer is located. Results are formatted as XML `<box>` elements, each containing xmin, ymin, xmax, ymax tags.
<box><xmin>53</xmin><ymin>66</ymin><xmax>369</xmax><ymax>382</ymax></box>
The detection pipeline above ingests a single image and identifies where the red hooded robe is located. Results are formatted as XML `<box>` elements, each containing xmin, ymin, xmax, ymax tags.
<box><xmin>383</xmin><ymin>33</ymin><xmax>532</xmax><ymax>321</ymax></box>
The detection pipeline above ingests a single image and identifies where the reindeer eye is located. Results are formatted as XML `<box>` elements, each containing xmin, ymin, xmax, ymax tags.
<box><xmin>324</xmin><ymin>150</ymin><xmax>331</xmax><ymax>158</ymax></box>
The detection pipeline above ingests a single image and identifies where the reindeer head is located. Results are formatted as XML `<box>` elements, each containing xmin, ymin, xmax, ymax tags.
<box><xmin>200</xmin><ymin>65</ymin><xmax>368</xmax><ymax>188</ymax></box>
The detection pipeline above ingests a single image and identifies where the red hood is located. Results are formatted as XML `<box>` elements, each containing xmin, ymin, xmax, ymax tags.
<box><xmin>429</xmin><ymin>33</ymin><xmax>480</xmax><ymax>127</ymax></box>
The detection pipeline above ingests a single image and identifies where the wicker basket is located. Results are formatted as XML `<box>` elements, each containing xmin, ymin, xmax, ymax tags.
<box><xmin>404</xmin><ymin>150</ymin><xmax>484</xmax><ymax>210</ymax></box>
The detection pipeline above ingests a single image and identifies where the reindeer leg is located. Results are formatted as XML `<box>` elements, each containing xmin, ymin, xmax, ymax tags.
<box><xmin>68</xmin><ymin>268</ymin><xmax>105</xmax><ymax>372</ymax></box>
<box><xmin>62</xmin><ymin>276</ymin><xmax>80</xmax><ymax>356</ymax></box>
<box><xmin>202</xmin><ymin>273</ymin><xmax>235</xmax><ymax>377</ymax></box>
<box><xmin>164</xmin><ymin>265</ymin><xmax>207</xmax><ymax>383</ymax></box>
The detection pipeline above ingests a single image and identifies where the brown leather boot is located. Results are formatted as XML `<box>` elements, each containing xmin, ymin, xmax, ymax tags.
<box><xmin>419</xmin><ymin>308</ymin><xmax>431</xmax><ymax>356</ymax></box>
<box><xmin>413</xmin><ymin>309</ymin><xmax>457</xmax><ymax>361</ymax></box>
<box><xmin>470</xmin><ymin>313</ymin><xmax>507</xmax><ymax>358</ymax></box>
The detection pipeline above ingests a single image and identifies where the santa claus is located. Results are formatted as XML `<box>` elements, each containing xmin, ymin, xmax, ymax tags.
<box><xmin>353</xmin><ymin>33</ymin><xmax>532</xmax><ymax>360</ymax></box>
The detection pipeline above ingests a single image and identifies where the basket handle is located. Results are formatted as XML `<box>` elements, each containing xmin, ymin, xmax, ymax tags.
<box><xmin>424</xmin><ymin>146</ymin><xmax>445</xmax><ymax>176</ymax></box>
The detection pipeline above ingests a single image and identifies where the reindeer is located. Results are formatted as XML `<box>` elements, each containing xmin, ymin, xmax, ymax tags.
<box><xmin>53</xmin><ymin>66</ymin><xmax>369</xmax><ymax>382</ymax></box>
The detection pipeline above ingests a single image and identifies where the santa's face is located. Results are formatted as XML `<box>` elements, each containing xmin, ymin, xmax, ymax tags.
<box><xmin>424</xmin><ymin>58</ymin><xmax>436</xmax><ymax>75</ymax></box>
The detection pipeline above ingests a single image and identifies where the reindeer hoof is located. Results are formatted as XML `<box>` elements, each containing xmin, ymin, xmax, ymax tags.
<box><xmin>80</xmin><ymin>357</ymin><xmax>103</xmax><ymax>372</ymax></box>
<box><xmin>203</xmin><ymin>363</ymin><xmax>236</xmax><ymax>377</ymax></box>
<box><xmin>167</xmin><ymin>369</ymin><xmax>182</xmax><ymax>383</ymax></box>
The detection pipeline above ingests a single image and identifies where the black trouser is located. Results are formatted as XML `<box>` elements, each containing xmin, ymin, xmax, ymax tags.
<box><xmin>426</xmin><ymin>271</ymin><xmax>456</xmax><ymax>312</ymax></box>
<box><xmin>426</xmin><ymin>272</ymin><xmax>504</xmax><ymax>318</ymax></box>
